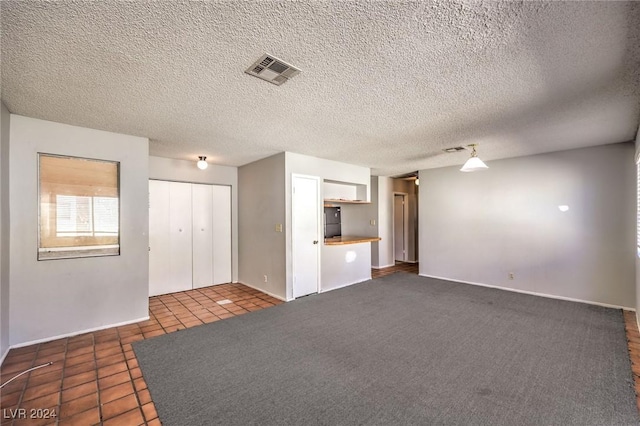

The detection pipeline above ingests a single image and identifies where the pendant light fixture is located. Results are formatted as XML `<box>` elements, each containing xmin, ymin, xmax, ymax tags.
<box><xmin>197</xmin><ymin>156</ymin><xmax>208</xmax><ymax>170</ymax></box>
<box><xmin>460</xmin><ymin>144</ymin><xmax>488</xmax><ymax>172</ymax></box>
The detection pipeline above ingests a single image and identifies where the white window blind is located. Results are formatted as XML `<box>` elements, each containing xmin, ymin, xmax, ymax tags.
<box><xmin>39</xmin><ymin>154</ymin><xmax>120</xmax><ymax>260</ymax></box>
<box><xmin>56</xmin><ymin>195</ymin><xmax>119</xmax><ymax>237</ymax></box>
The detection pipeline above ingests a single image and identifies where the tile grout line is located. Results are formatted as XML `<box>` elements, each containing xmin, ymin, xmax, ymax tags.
<box><xmin>93</xmin><ymin>331</ymin><xmax>103</xmax><ymax>426</ymax></box>
<box><xmin>10</xmin><ymin>342</ymin><xmax>40</xmax><ymax>426</ymax></box>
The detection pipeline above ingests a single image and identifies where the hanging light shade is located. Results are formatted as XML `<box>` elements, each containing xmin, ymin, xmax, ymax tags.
<box><xmin>197</xmin><ymin>156</ymin><xmax>208</xmax><ymax>170</ymax></box>
<box><xmin>460</xmin><ymin>144</ymin><xmax>488</xmax><ymax>172</ymax></box>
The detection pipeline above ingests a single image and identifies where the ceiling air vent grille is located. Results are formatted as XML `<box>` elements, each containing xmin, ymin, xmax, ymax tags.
<box><xmin>443</xmin><ymin>146</ymin><xmax>467</xmax><ymax>153</ymax></box>
<box><xmin>260</xmin><ymin>57</ymin><xmax>274</xmax><ymax>67</ymax></box>
<box><xmin>245</xmin><ymin>54</ymin><xmax>301</xmax><ymax>86</ymax></box>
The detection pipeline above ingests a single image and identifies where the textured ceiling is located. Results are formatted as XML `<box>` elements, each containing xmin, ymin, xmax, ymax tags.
<box><xmin>2</xmin><ymin>1</ymin><xmax>639</xmax><ymax>176</ymax></box>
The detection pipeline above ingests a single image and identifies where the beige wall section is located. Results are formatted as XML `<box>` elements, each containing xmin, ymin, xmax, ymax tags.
<box><xmin>392</xmin><ymin>179</ymin><xmax>419</xmax><ymax>262</ymax></box>
<box><xmin>238</xmin><ymin>153</ymin><xmax>286</xmax><ymax>300</ymax></box>
<box><xmin>374</xmin><ymin>176</ymin><xmax>394</xmax><ymax>269</ymax></box>
<box><xmin>0</xmin><ymin>103</ymin><xmax>10</xmax><ymax>360</ymax></box>
<box><xmin>9</xmin><ymin>115</ymin><xmax>150</xmax><ymax>346</ymax></box>
<box><xmin>369</xmin><ymin>177</ymin><xmax>381</xmax><ymax>268</ymax></box>
<box><xmin>285</xmin><ymin>152</ymin><xmax>371</xmax><ymax>300</ymax></box>
<box><xmin>239</xmin><ymin>152</ymin><xmax>372</xmax><ymax>300</ymax></box>
<box><xmin>420</xmin><ymin>142</ymin><xmax>636</xmax><ymax>309</ymax></box>
<box><xmin>636</xmin><ymin>128</ymin><xmax>640</xmax><ymax>324</ymax></box>
<box><xmin>149</xmin><ymin>156</ymin><xmax>239</xmax><ymax>283</ymax></box>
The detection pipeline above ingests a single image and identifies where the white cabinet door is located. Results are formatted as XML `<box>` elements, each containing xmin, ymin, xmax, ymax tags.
<box><xmin>212</xmin><ymin>185</ymin><xmax>232</xmax><ymax>285</ymax></box>
<box><xmin>192</xmin><ymin>184</ymin><xmax>214</xmax><ymax>289</ymax></box>
<box><xmin>149</xmin><ymin>180</ymin><xmax>171</xmax><ymax>297</ymax></box>
<box><xmin>168</xmin><ymin>181</ymin><xmax>193</xmax><ymax>294</ymax></box>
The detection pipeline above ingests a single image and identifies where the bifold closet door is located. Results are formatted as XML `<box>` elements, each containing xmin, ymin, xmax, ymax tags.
<box><xmin>192</xmin><ymin>184</ymin><xmax>214</xmax><ymax>289</ymax></box>
<box><xmin>149</xmin><ymin>180</ymin><xmax>231</xmax><ymax>295</ymax></box>
<box><xmin>167</xmin><ymin>182</ymin><xmax>193</xmax><ymax>294</ymax></box>
<box><xmin>149</xmin><ymin>180</ymin><xmax>192</xmax><ymax>296</ymax></box>
<box><xmin>149</xmin><ymin>180</ymin><xmax>171</xmax><ymax>297</ymax></box>
<box><xmin>212</xmin><ymin>185</ymin><xmax>232</xmax><ymax>285</ymax></box>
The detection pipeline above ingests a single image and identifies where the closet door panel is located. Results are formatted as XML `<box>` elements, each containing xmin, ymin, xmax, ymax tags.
<box><xmin>149</xmin><ymin>180</ymin><xmax>171</xmax><ymax>297</ymax></box>
<box><xmin>169</xmin><ymin>181</ymin><xmax>193</xmax><ymax>293</ymax></box>
<box><xmin>212</xmin><ymin>185</ymin><xmax>232</xmax><ymax>285</ymax></box>
<box><xmin>192</xmin><ymin>184</ymin><xmax>214</xmax><ymax>289</ymax></box>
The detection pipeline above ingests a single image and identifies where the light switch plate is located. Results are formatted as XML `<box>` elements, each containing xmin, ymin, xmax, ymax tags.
<box><xmin>275</xmin><ymin>224</ymin><xmax>283</xmax><ymax>232</ymax></box>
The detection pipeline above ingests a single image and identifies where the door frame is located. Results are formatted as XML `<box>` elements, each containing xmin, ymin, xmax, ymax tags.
<box><xmin>291</xmin><ymin>173</ymin><xmax>322</xmax><ymax>298</ymax></box>
<box><xmin>393</xmin><ymin>192</ymin><xmax>409</xmax><ymax>263</ymax></box>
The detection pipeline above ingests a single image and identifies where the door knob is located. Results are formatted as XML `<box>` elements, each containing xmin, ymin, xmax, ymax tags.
<box><xmin>313</xmin><ymin>240</ymin><xmax>319</xmax><ymax>244</ymax></box>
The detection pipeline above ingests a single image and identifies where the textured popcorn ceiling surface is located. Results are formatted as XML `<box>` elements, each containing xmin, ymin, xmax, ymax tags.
<box><xmin>2</xmin><ymin>1</ymin><xmax>639</xmax><ymax>176</ymax></box>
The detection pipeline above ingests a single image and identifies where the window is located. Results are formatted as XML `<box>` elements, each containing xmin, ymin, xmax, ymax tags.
<box><xmin>39</xmin><ymin>154</ymin><xmax>120</xmax><ymax>260</ymax></box>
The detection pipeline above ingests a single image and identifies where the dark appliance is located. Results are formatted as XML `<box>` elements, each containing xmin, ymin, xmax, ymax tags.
<box><xmin>324</xmin><ymin>206</ymin><xmax>341</xmax><ymax>238</ymax></box>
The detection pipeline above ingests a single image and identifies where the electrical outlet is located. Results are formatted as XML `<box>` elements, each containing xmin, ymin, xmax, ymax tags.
<box><xmin>508</xmin><ymin>272</ymin><xmax>514</xmax><ymax>280</ymax></box>
<box><xmin>264</xmin><ymin>275</ymin><xmax>268</xmax><ymax>283</ymax></box>
<box><xmin>370</xmin><ymin>219</ymin><xmax>376</xmax><ymax>226</ymax></box>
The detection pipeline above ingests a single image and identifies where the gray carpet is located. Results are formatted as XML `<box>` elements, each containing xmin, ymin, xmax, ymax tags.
<box><xmin>133</xmin><ymin>273</ymin><xmax>639</xmax><ymax>426</ymax></box>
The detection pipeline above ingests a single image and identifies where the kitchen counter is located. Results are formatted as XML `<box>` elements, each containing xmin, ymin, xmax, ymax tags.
<box><xmin>324</xmin><ymin>236</ymin><xmax>382</xmax><ymax>245</ymax></box>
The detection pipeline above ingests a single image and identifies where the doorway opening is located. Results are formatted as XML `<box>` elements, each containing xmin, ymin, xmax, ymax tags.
<box><xmin>389</xmin><ymin>174</ymin><xmax>419</xmax><ymax>275</ymax></box>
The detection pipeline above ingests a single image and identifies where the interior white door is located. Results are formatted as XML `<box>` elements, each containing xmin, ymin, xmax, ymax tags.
<box><xmin>212</xmin><ymin>185</ymin><xmax>232</xmax><ymax>285</ymax></box>
<box><xmin>292</xmin><ymin>175</ymin><xmax>320</xmax><ymax>298</ymax></box>
<box><xmin>394</xmin><ymin>194</ymin><xmax>405</xmax><ymax>262</ymax></box>
<box><xmin>192</xmin><ymin>184</ymin><xmax>214</xmax><ymax>289</ymax></box>
<box><xmin>169</xmin><ymin>181</ymin><xmax>193</xmax><ymax>294</ymax></box>
<box><xmin>149</xmin><ymin>180</ymin><xmax>171</xmax><ymax>297</ymax></box>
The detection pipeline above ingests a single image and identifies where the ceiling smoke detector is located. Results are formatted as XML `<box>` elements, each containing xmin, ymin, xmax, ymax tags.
<box><xmin>245</xmin><ymin>54</ymin><xmax>301</xmax><ymax>86</ymax></box>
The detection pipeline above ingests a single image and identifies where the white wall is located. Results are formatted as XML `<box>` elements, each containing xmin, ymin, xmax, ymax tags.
<box><xmin>635</xmin><ymin>129</ymin><xmax>640</xmax><ymax>323</ymax></box>
<box><xmin>340</xmin><ymin>203</ymin><xmax>378</xmax><ymax>237</ymax></box>
<box><xmin>9</xmin><ymin>115</ymin><xmax>150</xmax><ymax>346</ymax></box>
<box><xmin>420</xmin><ymin>142</ymin><xmax>635</xmax><ymax>309</ymax></box>
<box><xmin>338</xmin><ymin>175</ymin><xmax>378</xmax><ymax>241</ymax></box>
<box><xmin>321</xmin><ymin>243</ymin><xmax>372</xmax><ymax>292</ymax></box>
<box><xmin>149</xmin><ymin>156</ymin><xmax>239</xmax><ymax>283</ymax></box>
<box><xmin>370</xmin><ymin>177</ymin><xmax>380</xmax><ymax>267</ymax></box>
<box><xmin>285</xmin><ymin>152</ymin><xmax>371</xmax><ymax>299</ymax></box>
<box><xmin>373</xmin><ymin>176</ymin><xmax>394</xmax><ymax>268</ymax></box>
<box><xmin>238</xmin><ymin>153</ymin><xmax>286</xmax><ymax>300</ymax></box>
<box><xmin>0</xmin><ymin>103</ymin><xmax>10</xmax><ymax>360</ymax></box>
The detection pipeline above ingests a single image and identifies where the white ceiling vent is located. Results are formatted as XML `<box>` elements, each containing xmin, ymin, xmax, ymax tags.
<box><xmin>245</xmin><ymin>54</ymin><xmax>301</xmax><ymax>86</ymax></box>
<box><xmin>443</xmin><ymin>146</ymin><xmax>467</xmax><ymax>153</ymax></box>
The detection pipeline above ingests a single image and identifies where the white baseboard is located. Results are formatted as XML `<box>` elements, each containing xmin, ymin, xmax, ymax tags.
<box><xmin>319</xmin><ymin>277</ymin><xmax>371</xmax><ymax>293</ymax></box>
<box><xmin>419</xmin><ymin>274</ymin><xmax>635</xmax><ymax>311</ymax></box>
<box><xmin>9</xmin><ymin>316</ymin><xmax>150</xmax><ymax>350</ymax></box>
<box><xmin>0</xmin><ymin>346</ymin><xmax>9</xmax><ymax>366</ymax></box>
<box><xmin>237</xmin><ymin>281</ymin><xmax>287</xmax><ymax>302</ymax></box>
<box><xmin>372</xmin><ymin>263</ymin><xmax>395</xmax><ymax>270</ymax></box>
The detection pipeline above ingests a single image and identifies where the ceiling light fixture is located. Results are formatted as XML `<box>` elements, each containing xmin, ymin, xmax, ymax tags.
<box><xmin>415</xmin><ymin>178</ymin><xmax>419</xmax><ymax>186</ymax></box>
<box><xmin>197</xmin><ymin>156</ymin><xmax>208</xmax><ymax>170</ymax></box>
<box><xmin>460</xmin><ymin>144</ymin><xmax>488</xmax><ymax>172</ymax></box>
